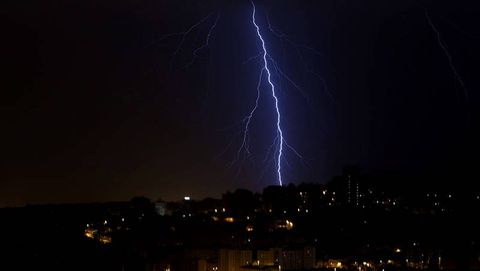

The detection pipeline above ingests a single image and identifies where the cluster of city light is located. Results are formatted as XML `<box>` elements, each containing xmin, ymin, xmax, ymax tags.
<box><xmin>84</xmin><ymin>223</ymin><xmax>112</xmax><ymax>245</ymax></box>
<box><xmin>224</xmin><ymin>217</ymin><xmax>235</xmax><ymax>223</ymax></box>
<box><xmin>321</xmin><ymin>256</ymin><xmax>437</xmax><ymax>271</ymax></box>
<box><xmin>84</xmin><ymin>228</ymin><xmax>96</xmax><ymax>239</ymax></box>
<box><xmin>285</xmin><ymin>220</ymin><xmax>294</xmax><ymax>230</ymax></box>
<box><xmin>276</xmin><ymin>219</ymin><xmax>294</xmax><ymax>230</ymax></box>
<box><xmin>98</xmin><ymin>235</ymin><xmax>112</xmax><ymax>244</ymax></box>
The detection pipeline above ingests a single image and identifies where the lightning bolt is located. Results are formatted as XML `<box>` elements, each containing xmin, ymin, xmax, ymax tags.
<box><xmin>266</xmin><ymin>14</ymin><xmax>334</xmax><ymax>103</ymax></box>
<box><xmin>145</xmin><ymin>12</ymin><xmax>219</xmax><ymax>70</ymax></box>
<box><xmin>425</xmin><ymin>10</ymin><xmax>469</xmax><ymax>101</ymax></box>
<box><xmin>169</xmin><ymin>13</ymin><xmax>213</xmax><ymax>69</ymax></box>
<box><xmin>251</xmin><ymin>0</ymin><xmax>284</xmax><ymax>186</ymax></box>
<box><xmin>237</xmin><ymin>68</ymin><xmax>264</xmax><ymax>160</ymax></box>
<box><xmin>184</xmin><ymin>13</ymin><xmax>220</xmax><ymax>68</ymax></box>
<box><xmin>266</xmin><ymin>12</ymin><xmax>324</xmax><ymax>58</ymax></box>
<box><xmin>153</xmin><ymin>4</ymin><xmax>312</xmax><ymax>186</ymax></box>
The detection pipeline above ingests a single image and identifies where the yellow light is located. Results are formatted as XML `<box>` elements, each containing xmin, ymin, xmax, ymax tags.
<box><xmin>224</xmin><ymin>217</ymin><xmax>234</xmax><ymax>223</ymax></box>
<box><xmin>246</xmin><ymin>225</ymin><xmax>254</xmax><ymax>232</ymax></box>
<box><xmin>285</xmin><ymin>220</ymin><xmax>294</xmax><ymax>230</ymax></box>
<box><xmin>98</xmin><ymin>235</ymin><xmax>112</xmax><ymax>244</ymax></box>
<box><xmin>395</xmin><ymin>248</ymin><xmax>401</xmax><ymax>253</ymax></box>
<box><xmin>84</xmin><ymin>228</ymin><xmax>96</xmax><ymax>239</ymax></box>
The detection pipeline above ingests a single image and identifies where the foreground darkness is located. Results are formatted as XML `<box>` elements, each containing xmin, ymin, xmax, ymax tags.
<box><xmin>1</xmin><ymin>170</ymin><xmax>480</xmax><ymax>271</ymax></box>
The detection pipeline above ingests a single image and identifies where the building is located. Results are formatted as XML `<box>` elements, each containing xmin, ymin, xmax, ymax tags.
<box><xmin>219</xmin><ymin>249</ymin><xmax>253</xmax><ymax>271</ymax></box>
<box><xmin>257</xmin><ymin>250</ymin><xmax>275</xmax><ymax>266</ymax></box>
<box><xmin>276</xmin><ymin>247</ymin><xmax>316</xmax><ymax>270</ymax></box>
<box><xmin>346</xmin><ymin>173</ymin><xmax>360</xmax><ymax>207</ymax></box>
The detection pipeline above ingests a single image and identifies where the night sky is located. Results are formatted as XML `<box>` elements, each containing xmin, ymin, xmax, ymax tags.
<box><xmin>1</xmin><ymin>0</ymin><xmax>479</xmax><ymax>206</ymax></box>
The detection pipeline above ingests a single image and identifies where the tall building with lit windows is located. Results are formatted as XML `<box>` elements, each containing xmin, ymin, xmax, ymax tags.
<box><xmin>346</xmin><ymin>173</ymin><xmax>360</xmax><ymax>207</ymax></box>
<box><xmin>342</xmin><ymin>166</ymin><xmax>361</xmax><ymax>207</ymax></box>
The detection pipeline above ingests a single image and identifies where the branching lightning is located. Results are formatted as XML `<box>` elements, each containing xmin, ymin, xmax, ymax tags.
<box><xmin>237</xmin><ymin>68</ymin><xmax>264</xmax><ymax>160</ymax></box>
<box><xmin>266</xmin><ymin>14</ymin><xmax>334</xmax><ymax>103</ymax></box>
<box><xmin>169</xmin><ymin>13</ymin><xmax>213</xmax><ymax>69</ymax></box>
<box><xmin>184</xmin><ymin>13</ymin><xmax>220</xmax><ymax>68</ymax></box>
<box><xmin>268</xmin><ymin>55</ymin><xmax>309</xmax><ymax>100</ymax></box>
<box><xmin>250</xmin><ymin>0</ymin><xmax>285</xmax><ymax>186</ymax></box>
<box><xmin>266</xmin><ymin>13</ymin><xmax>324</xmax><ymax>58</ymax></box>
<box><xmin>150</xmin><ymin>12</ymin><xmax>219</xmax><ymax>70</ymax></box>
<box><xmin>425</xmin><ymin>11</ymin><xmax>469</xmax><ymax>101</ymax></box>
<box><xmin>155</xmin><ymin>3</ymin><xmax>319</xmax><ymax>186</ymax></box>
